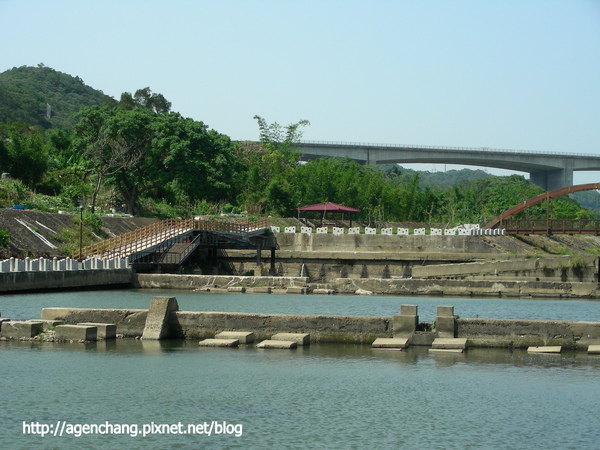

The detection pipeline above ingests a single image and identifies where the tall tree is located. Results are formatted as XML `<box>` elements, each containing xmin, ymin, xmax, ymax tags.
<box><xmin>73</xmin><ymin>106</ymin><xmax>150</xmax><ymax>213</ymax></box>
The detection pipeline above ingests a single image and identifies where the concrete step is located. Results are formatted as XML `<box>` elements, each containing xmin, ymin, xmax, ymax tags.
<box><xmin>78</xmin><ymin>323</ymin><xmax>117</xmax><ymax>340</ymax></box>
<box><xmin>55</xmin><ymin>325</ymin><xmax>97</xmax><ymax>342</ymax></box>
<box><xmin>286</xmin><ymin>287</ymin><xmax>306</xmax><ymax>295</ymax></box>
<box><xmin>429</xmin><ymin>348</ymin><xmax>464</xmax><ymax>354</ymax></box>
<box><xmin>588</xmin><ymin>345</ymin><xmax>600</xmax><ymax>354</ymax></box>
<box><xmin>372</xmin><ymin>337</ymin><xmax>409</xmax><ymax>349</ymax></box>
<box><xmin>215</xmin><ymin>331</ymin><xmax>255</xmax><ymax>344</ymax></box>
<box><xmin>1</xmin><ymin>321</ymin><xmax>43</xmax><ymax>339</ymax></box>
<box><xmin>527</xmin><ymin>346</ymin><xmax>562</xmax><ymax>354</ymax></box>
<box><xmin>227</xmin><ymin>287</ymin><xmax>246</xmax><ymax>293</ymax></box>
<box><xmin>431</xmin><ymin>338</ymin><xmax>468</xmax><ymax>349</ymax></box>
<box><xmin>252</xmin><ymin>287</ymin><xmax>272</xmax><ymax>294</ymax></box>
<box><xmin>256</xmin><ymin>340</ymin><xmax>297</xmax><ymax>349</ymax></box>
<box><xmin>271</xmin><ymin>333</ymin><xmax>310</xmax><ymax>346</ymax></box>
<box><xmin>198</xmin><ymin>338</ymin><xmax>239</xmax><ymax>347</ymax></box>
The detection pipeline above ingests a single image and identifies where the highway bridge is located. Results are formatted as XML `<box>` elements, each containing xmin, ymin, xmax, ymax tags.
<box><xmin>297</xmin><ymin>141</ymin><xmax>600</xmax><ymax>191</ymax></box>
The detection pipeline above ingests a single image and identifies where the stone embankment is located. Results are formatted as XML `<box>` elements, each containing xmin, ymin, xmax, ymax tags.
<box><xmin>10</xmin><ymin>297</ymin><xmax>594</xmax><ymax>350</ymax></box>
<box><xmin>134</xmin><ymin>273</ymin><xmax>600</xmax><ymax>299</ymax></box>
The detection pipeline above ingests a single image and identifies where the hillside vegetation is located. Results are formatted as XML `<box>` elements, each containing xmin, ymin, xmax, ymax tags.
<box><xmin>0</xmin><ymin>64</ymin><xmax>108</xmax><ymax>129</ymax></box>
<box><xmin>0</xmin><ymin>64</ymin><xmax>597</xmax><ymax>234</ymax></box>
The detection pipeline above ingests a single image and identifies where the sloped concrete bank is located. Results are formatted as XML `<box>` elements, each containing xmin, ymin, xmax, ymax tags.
<box><xmin>134</xmin><ymin>273</ymin><xmax>600</xmax><ymax>299</ymax></box>
<box><xmin>36</xmin><ymin>297</ymin><xmax>600</xmax><ymax>349</ymax></box>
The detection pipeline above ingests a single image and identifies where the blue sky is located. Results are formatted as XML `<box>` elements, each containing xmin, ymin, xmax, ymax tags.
<box><xmin>1</xmin><ymin>0</ymin><xmax>599</xmax><ymax>183</ymax></box>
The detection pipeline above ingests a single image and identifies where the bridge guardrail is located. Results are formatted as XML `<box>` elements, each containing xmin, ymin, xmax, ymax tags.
<box><xmin>504</xmin><ymin>219</ymin><xmax>600</xmax><ymax>235</ymax></box>
<box><xmin>299</xmin><ymin>140</ymin><xmax>600</xmax><ymax>158</ymax></box>
<box><xmin>72</xmin><ymin>218</ymin><xmax>268</xmax><ymax>260</ymax></box>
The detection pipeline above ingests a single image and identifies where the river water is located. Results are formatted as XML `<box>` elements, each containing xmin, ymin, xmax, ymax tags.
<box><xmin>1</xmin><ymin>290</ymin><xmax>599</xmax><ymax>449</ymax></box>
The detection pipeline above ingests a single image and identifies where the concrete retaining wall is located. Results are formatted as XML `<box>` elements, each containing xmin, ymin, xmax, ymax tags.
<box><xmin>134</xmin><ymin>274</ymin><xmax>308</xmax><ymax>290</ymax></box>
<box><xmin>273</xmin><ymin>233</ymin><xmax>504</xmax><ymax>254</ymax></box>
<box><xmin>457</xmin><ymin>318</ymin><xmax>600</xmax><ymax>349</ymax></box>
<box><xmin>0</xmin><ymin>269</ymin><xmax>134</xmax><ymax>293</ymax></box>
<box><xmin>134</xmin><ymin>273</ymin><xmax>600</xmax><ymax>298</ymax></box>
<box><xmin>411</xmin><ymin>255</ymin><xmax>598</xmax><ymax>283</ymax></box>
<box><xmin>174</xmin><ymin>311</ymin><xmax>391</xmax><ymax>343</ymax></box>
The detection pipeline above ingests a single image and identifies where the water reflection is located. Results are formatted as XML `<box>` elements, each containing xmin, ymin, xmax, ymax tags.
<box><xmin>3</xmin><ymin>338</ymin><xmax>600</xmax><ymax>371</ymax></box>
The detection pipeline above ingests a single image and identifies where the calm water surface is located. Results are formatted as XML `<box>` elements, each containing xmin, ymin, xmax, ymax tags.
<box><xmin>1</xmin><ymin>290</ymin><xmax>599</xmax><ymax>449</ymax></box>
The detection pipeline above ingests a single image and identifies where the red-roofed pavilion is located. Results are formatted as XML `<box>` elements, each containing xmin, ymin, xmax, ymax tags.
<box><xmin>297</xmin><ymin>202</ymin><xmax>361</xmax><ymax>226</ymax></box>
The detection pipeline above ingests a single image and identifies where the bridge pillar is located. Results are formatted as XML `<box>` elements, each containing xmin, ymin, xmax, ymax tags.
<box><xmin>530</xmin><ymin>166</ymin><xmax>573</xmax><ymax>191</ymax></box>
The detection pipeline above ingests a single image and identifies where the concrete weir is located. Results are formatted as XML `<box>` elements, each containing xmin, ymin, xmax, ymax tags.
<box><xmin>35</xmin><ymin>298</ymin><xmax>600</xmax><ymax>350</ymax></box>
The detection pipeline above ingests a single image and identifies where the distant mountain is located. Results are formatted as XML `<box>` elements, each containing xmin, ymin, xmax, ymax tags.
<box><xmin>0</xmin><ymin>64</ymin><xmax>110</xmax><ymax>129</ymax></box>
<box><xmin>381</xmin><ymin>164</ymin><xmax>492</xmax><ymax>188</ymax></box>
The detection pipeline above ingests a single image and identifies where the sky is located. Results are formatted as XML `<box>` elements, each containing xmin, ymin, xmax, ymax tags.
<box><xmin>1</xmin><ymin>0</ymin><xmax>599</xmax><ymax>184</ymax></box>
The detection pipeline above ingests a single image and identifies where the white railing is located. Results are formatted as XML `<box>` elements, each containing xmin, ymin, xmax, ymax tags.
<box><xmin>0</xmin><ymin>256</ymin><xmax>130</xmax><ymax>273</ymax></box>
<box><xmin>269</xmin><ymin>225</ymin><xmax>504</xmax><ymax>236</ymax></box>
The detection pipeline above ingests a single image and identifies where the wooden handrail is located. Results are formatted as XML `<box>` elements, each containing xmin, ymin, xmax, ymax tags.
<box><xmin>72</xmin><ymin>217</ymin><xmax>268</xmax><ymax>260</ymax></box>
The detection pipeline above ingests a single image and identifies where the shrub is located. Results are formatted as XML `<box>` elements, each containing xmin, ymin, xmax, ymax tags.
<box><xmin>0</xmin><ymin>230</ymin><xmax>9</xmax><ymax>248</ymax></box>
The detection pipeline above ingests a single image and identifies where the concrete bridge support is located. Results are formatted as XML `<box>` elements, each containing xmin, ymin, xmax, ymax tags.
<box><xmin>530</xmin><ymin>166</ymin><xmax>574</xmax><ymax>191</ymax></box>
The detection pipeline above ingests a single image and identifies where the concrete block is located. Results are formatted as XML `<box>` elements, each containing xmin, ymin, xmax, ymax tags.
<box><xmin>55</xmin><ymin>325</ymin><xmax>97</xmax><ymax>341</ymax></box>
<box><xmin>253</xmin><ymin>286</ymin><xmax>272</xmax><ymax>294</ymax></box>
<box><xmin>210</xmin><ymin>288</ymin><xmax>229</xmax><ymax>294</ymax></box>
<box><xmin>437</xmin><ymin>305</ymin><xmax>455</xmax><ymax>316</ymax></box>
<box><xmin>215</xmin><ymin>331</ymin><xmax>255</xmax><ymax>344</ymax></box>
<box><xmin>312</xmin><ymin>288</ymin><xmax>334</xmax><ymax>295</ymax></box>
<box><xmin>78</xmin><ymin>323</ymin><xmax>117</xmax><ymax>339</ymax></box>
<box><xmin>199</xmin><ymin>338</ymin><xmax>239</xmax><ymax>347</ymax></box>
<box><xmin>381</xmin><ymin>228</ymin><xmax>393</xmax><ymax>235</ymax></box>
<box><xmin>429</xmin><ymin>348</ymin><xmax>464</xmax><ymax>354</ymax></box>
<box><xmin>401</xmin><ymin>304</ymin><xmax>418</xmax><ymax>316</ymax></box>
<box><xmin>528</xmin><ymin>346</ymin><xmax>562</xmax><ymax>354</ymax></box>
<box><xmin>397</xmin><ymin>228</ymin><xmax>409</xmax><ymax>235</ymax></box>
<box><xmin>588</xmin><ymin>345</ymin><xmax>600</xmax><ymax>354</ymax></box>
<box><xmin>372</xmin><ymin>337</ymin><xmax>409</xmax><ymax>348</ymax></box>
<box><xmin>256</xmin><ymin>340</ymin><xmax>297</xmax><ymax>349</ymax></box>
<box><xmin>284</xmin><ymin>226</ymin><xmax>296</xmax><ymax>233</ymax></box>
<box><xmin>1</xmin><ymin>321</ymin><xmax>42</xmax><ymax>338</ymax></box>
<box><xmin>227</xmin><ymin>286</ymin><xmax>246</xmax><ymax>293</ymax></box>
<box><xmin>393</xmin><ymin>314</ymin><xmax>418</xmax><ymax>335</ymax></box>
<box><xmin>436</xmin><ymin>307</ymin><xmax>457</xmax><ymax>338</ymax></box>
<box><xmin>365</xmin><ymin>227</ymin><xmax>377</xmax><ymax>235</ymax></box>
<box><xmin>414</xmin><ymin>228</ymin><xmax>425</xmax><ymax>235</ymax></box>
<box><xmin>432</xmin><ymin>338</ymin><xmax>468</xmax><ymax>349</ymax></box>
<box><xmin>142</xmin><ymin>296</ymin><xmax>179</xmax><ymax>340</ymax></box>
<box><xmin>0</xmin><ymin>318</ymin><xmax>10</xmax><ymax>331</ymax></box>
<box><xmin>286</xmin><ymin>287</ymin><xmax>305</xmax><ymax>294</ymax></box>
<box><xmin>332</xmin><ymin>227</ymin><xmax>344</xmax><ymax>235</ymax></box>
<box><xmin>316</xmin><ymin>227</ymin><xmax>328</xmax><ymax>234</ymax></box>
<box><xmin>271</xmin><ymin>333</ymin><xmax>310</xmax><ymax>346</ymax></box>
<box><xmin>410</xmin><ymin>332</ymin><xmax>436</xmax><ymax>346</ymax></box>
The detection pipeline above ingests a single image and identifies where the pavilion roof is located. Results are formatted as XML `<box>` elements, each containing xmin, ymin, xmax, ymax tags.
<box><xmin>297</xmin><ymin>202</ymin><xmax>361</xmax><ymax>213</ymax></box>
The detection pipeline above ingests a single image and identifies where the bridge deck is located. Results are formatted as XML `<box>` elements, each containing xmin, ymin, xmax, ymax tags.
<box><xmin>72</xmin><ymin>218</ymin><xmax>269</xmax><ymax>261</ymax></box>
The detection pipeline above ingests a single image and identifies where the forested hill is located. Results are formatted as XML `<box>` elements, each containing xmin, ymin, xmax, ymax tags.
<box><xmin>0</xmin><ymin>65</ymin><xmax>109</xmax><ymax>129</ymax></box>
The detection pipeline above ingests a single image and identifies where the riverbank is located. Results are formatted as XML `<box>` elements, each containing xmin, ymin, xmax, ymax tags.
<box><xmin>134</xmin><ymin>273</ymin><xmax>600</xmax><ymax>298</ymax></box>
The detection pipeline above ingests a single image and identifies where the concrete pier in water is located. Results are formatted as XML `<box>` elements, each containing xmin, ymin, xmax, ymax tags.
<box><xmin>30</xmin><ymin>298</ymin><xmax>600</xmax><ymax>350</ymax></box>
